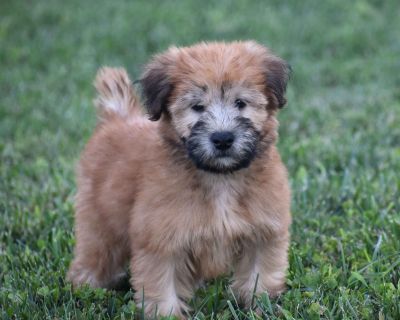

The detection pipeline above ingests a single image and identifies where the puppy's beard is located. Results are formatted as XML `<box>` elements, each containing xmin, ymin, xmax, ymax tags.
<box><xmin>186</xmin><ymin>118</ymin><xmax>260</xmax><ymax>174</ymax></box>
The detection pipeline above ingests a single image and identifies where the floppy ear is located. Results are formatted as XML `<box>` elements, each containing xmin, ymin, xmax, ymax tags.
<box><xmin>264</xmin><ymin>56</ymin><xmax>291</xmax><ymax>109</ymax></box>
<box><xmin>140</xmin><ymin>54</ymin><xmax>175</xmax><ymax>121</ymax></box>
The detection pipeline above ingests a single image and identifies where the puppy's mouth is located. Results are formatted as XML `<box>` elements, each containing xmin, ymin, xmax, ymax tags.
<box><xmin>214</xmin><ymin>149</ymin><xmax>235</xmax><ymax>158</ymax></box>
<box><xmin>215</xmin><ymin>153</ymin><xmax>231</xmax><ymax>158</ymax></box>
<box><xmin>186</xmin><ymin>148</ymin><xmax>255</xmax><ymax>174</ymax></box>
<box><xmin>184</xmin><ymin>119</ymin><xmax>260</xmax><ymax>174</ymax></box>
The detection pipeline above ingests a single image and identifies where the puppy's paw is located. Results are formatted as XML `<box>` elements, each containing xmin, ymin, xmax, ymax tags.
<box><xmin>68</xmin><ymin>262</ymin><xmax>128</xmax><ymax>290</ymax></box>
<box><xmin>231</xmin><ymin>281</ymin><xmax>286</xmax><ymax>309</ymax></box>
<box><xmin>67</xmin><ymin>263</ymin><xmax>101</xmax><ymax>288</ymax></box>
<box><xmin>137</xmin><ymin>297</ymin><xmax>190</xmax><ymax>320</ymax></box>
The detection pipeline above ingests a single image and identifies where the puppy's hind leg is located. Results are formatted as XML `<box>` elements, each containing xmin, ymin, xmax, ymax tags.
<box><xmin>67</xmin><ymin>201</ymin><xmax>130</xmax><ymax>289</ymax></box>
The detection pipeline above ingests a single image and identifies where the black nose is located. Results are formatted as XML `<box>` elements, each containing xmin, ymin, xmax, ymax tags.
<box><xmin>210</xmin><ymin>131</ymin><xmax>235</xmax><ymax>150</ymax></box>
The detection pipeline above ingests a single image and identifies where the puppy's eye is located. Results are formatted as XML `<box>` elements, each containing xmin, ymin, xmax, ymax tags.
<box><xmin>235</xmin><ymin>99</ymin><xmax>246</xmax><ymax>109</ymax></box>
<box><xmin>191</xmin><ymin>105</ymin><xmax>205</xmax><ymax>112</ymax></box>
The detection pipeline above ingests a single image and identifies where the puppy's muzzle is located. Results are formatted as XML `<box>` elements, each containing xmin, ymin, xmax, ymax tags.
<box><xmin>210</xmin><ymin>131</ymin><xmax>235</xmax><ymax>151</ymax></box>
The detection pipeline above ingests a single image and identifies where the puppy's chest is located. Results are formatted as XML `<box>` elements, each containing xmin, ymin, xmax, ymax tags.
<box><xmin>188</xmin><ymin>184</ymin><xmax>253</xmax><ymax>277</ymax></box>
<box><xmin>207</xmin><ymin>186</ymin><xmax>249</xmax><ymax>236</ymax></box>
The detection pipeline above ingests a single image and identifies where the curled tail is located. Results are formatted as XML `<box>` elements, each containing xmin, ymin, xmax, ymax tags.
<box><xmin>94</xmin><ymin>67</ymin><xmax>142</xmax><ymax>122</ymax></box>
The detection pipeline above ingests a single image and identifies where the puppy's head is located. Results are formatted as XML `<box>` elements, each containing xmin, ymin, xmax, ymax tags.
<box><xmin>141</xmin><ymin>41</ymin><xmax>290</xmax><ymax>173</ymax></box>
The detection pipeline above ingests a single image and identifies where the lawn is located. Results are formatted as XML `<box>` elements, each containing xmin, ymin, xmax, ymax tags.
<box><xmin>1</xmin><ymin>0</ymin><xmax>399</xmax><ymax>319</ymax></box>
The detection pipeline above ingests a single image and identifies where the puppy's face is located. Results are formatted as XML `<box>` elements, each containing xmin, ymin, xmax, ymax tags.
<box><xmin>141</xmin><ymin>41</ymin><xmax>290</xmax><ymax>173</ymax></box>
<box><xmin>171</xmin><ymin>81</ymin><xmax>267</xmax><ymax>173</ymax></box>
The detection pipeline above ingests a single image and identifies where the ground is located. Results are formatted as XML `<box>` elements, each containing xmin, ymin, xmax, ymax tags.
<box><xmin>0</xmin><ymin>0</ymin><xmax>399</xmax><ymax>319</ymax></box>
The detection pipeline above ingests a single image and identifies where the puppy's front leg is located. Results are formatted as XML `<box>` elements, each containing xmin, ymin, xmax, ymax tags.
<box><xmin>231</xmin><ymin>233</ymin><xmax>289</xmax><ymax>307</ymax></box>
<box><xmin>131</xmin><ymin>250</ymin><xmax>191</xmax><ymax>319</ymax></box>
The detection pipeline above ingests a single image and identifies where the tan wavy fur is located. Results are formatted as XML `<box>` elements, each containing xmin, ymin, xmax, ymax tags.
<box><xmin>67</xmin><ymin>41</ymin><xmax>292</xmax><ymax>319</ymax></box>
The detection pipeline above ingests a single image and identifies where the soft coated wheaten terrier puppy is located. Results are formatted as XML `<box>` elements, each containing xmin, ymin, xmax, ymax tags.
<box><xmin>67</xmin><ymin>41</ymin><xmax>291</xmax><ymax>319</ymax></box>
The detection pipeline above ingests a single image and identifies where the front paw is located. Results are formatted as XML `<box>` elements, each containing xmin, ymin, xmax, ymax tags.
<box><xmin>231</xmin><ymin>281</ymin><xmax>286</xmax><ymax>309</ymax></box>
<box><xmin>136</xmin><ymin>296</ymin><xmax>190</xmax><ymax>319</ymax></box>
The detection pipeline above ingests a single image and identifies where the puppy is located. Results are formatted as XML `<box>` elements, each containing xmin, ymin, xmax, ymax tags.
<box><xmin>67</xmin><ymin>41</ymin><xmax>291</xmax><ymax>319</ymax></box>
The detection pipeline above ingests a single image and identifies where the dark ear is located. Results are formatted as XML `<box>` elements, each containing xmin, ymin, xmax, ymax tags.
<box><xmin>140</xmin><ymin>54</ymin><xmax>175</xmax><ymax>121</ymax></box>
<box><xmin>264</xmin><ymin>57</ymin><xmax>291</xmax><ymax>109</ymax></box>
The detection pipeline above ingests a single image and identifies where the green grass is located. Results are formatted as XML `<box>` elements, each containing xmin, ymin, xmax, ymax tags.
<box><xmin>1</xmin><ymin>0</ymin><xmax>400</xmax><ymax>319</ymax></box>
